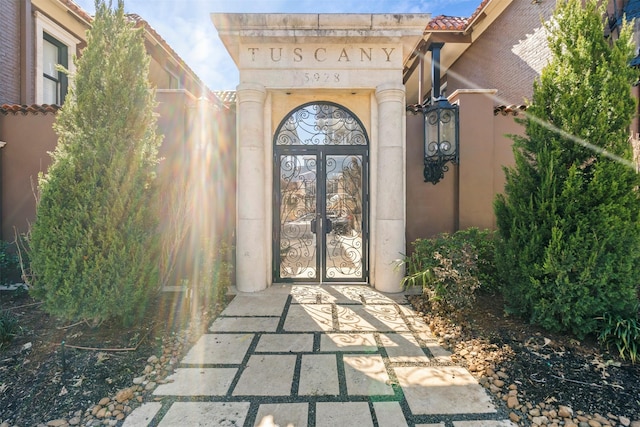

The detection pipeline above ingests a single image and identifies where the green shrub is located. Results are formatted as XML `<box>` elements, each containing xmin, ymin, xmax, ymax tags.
<box><xmin>401</xmin><ymin>228</ymin><xmax>495</xmax><ymax>314</ymax></box>
<box><xmin>598</xmin><ymin>312</ymin><xmax>640</xmax><ymax>363</ymax></box>
<box><xmin>453</xmin><ymin>228</ymin><xmax>498</xmax><ymax>294</ymax></box>
<box><xmin>494</xmin><ymin>0</ymin><xmax>640</xmax><ymax>338</ymax></box>
<box><xmin>0</xmin><ymin>310</ymin><xmax>20</xmax><ymax>348</ymax></box>
<box><xmin>29</xmin><ymin>0</ymin><xmax>161</xmax><ymax>326</ymax></box>
<box><xmin>0</xmin><ymin>241</ymin><xmax>20</xmax><ymax>285</ymax></box>
<box><xmin>192</xmin><ymin>242</ymin><xmax>233</xmax><ymax>310</ymax></box>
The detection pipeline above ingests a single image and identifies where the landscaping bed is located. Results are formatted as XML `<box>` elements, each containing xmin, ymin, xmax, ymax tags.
<box><xmin>410</xmin><ymin>293</ymin><xmax>640</xmax><ymax>426</ymax></box>
<box><xmin>0</xmin><ymin>289</ymin><xmax>224</xmax><ymax>427</ymax></box>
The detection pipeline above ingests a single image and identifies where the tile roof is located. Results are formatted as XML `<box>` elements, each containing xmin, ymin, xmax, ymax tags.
<box><xmin>58</xmin><ymin>0</ymin><xmax>92</xmax><ymax>24</ymax></box>
<box><xmin>426</xmin><ymin>16</ymin><xmax>469</xmax><ymax>31</ymax></box>
<box><xmin>426</xmin><ymin>0</ymin><xmax>490</xmax><ymax>32</ymax></box>
<box><xmin>58</xmin><ymin>1</ymin><xmax>212</xmax><ymax>97</ymax></box>
<box><xmin>213</xmin><ymin>91</ymin><xmax>237</xmax><ymax>105</ymax></box>
<box><xmin>127</xmin><ymin>14</ymin><xmax>206</xmax><ymax>94</ymax></box>
<box><xmin>0</xmin><ymin>104</ymin><xmax>61</xmax><ymax>115</ymax></box>
<box><xmin>493</xmin><ymin>104</ymin><xmax>527</xmax><ymax>116</ymax></box>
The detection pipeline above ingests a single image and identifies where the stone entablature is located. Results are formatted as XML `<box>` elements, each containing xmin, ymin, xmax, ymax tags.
<box><xmin>241</xmin><ymin>45</ymin><xmax>400</xmax><ymax>68</ymax></box>
<box><xmin>212</xmin><ymin>13</ymin><xmax>428</xmax><ymax>67</ymax></box>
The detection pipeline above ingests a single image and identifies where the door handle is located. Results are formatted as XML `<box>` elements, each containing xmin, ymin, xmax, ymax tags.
<box><xmin>310</xmin><ymin>219</ymin><xmax>317</xmax><ymax>234</ymax></box>
<box><xmin>325</xmin><ymin>218</ymin><xmax>333</xmax><ymax>234</ymax></box>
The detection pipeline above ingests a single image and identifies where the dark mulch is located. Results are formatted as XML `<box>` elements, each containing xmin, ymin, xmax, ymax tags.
<box><xmin>458</xmin><ymin>293</ymin><xmax>640</xmax><ymax>420</ymax></box>
<box><xmin>0</xmin><ymin>289</ymin><xmax>200</xmax><ymax>426</ymax></box>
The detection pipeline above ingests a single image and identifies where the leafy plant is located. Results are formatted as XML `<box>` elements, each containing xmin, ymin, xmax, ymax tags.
<box><xmin>0</xmin><ymin>310</ymin><xmax>20</xmax><ymax>348</ymax></box>
<box><xmin>28</xmin><ymin>0</ymin><xmax>161</xmax><ymax>326</ymax></box>
<box><xmin>401</xmin><ymin>228</ymin><xmax>494</xmax><ymax>315</ymax></box>
<box><xmin>0</xmin><ymin>241</ymin><xmax>20</xmax><ymax>285</ymax></box>
<box><xmin>494</xmin><ymin>0</ymin><xmax>640</xmax><ymax>338</ymax></box>
<box><xmin>598</xmin><ymin>313</ymin><xmax>640</xmax><ymax>363</ymax></box>
<box><xmin>192</xmin><ymin>242</ymin><xmax>233</xmax><ymax>311</ymax></box>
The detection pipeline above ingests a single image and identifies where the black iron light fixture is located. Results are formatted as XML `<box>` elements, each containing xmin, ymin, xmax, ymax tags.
<box><xmin>408</xmin><ymin>43</ymin><xmax>459</xmax><ymax>185</ymax></box>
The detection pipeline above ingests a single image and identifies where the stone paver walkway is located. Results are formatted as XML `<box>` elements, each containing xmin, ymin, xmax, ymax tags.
<box><xmin>123</xmin><ymin>285</ymin><xmax>514</xmax><ymax>427</ymax></box>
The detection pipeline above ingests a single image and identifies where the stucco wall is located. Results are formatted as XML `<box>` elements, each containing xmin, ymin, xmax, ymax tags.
<box><xmin>141</xmin><ymin>91</ymin><xmax>239</xmax><ymax>284</ymax></box>
<box><xmin>493</xmin><ymin>111</ymin><xmax>524</xmax><ymax>203</ymax></box>
<box><xmin>0</xmin><ymin>112</ymin><xmax>58</xmax><ymax>240</ymax></box>
<box><xmin>405</xmin><ymin>90</ymin><xmax>520</xmax><ymax>249</ymax></box>
<box><xmin>0</xmin><ymin>93</ymin><xmax>237</xmax><ymax>278</ymax></box>
<box><xmin>405</xmin><ymin>112</ymin><xmax>457</xmax><ymax>247</ymax></box>
<box><xmin>447</xmin><ymin>0</ymin><xmax>555</xmax><ymax>105</ymax></box>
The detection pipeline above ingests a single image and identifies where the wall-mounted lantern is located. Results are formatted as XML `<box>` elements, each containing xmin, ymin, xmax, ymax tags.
<box><xmin>407</xmin><ymin>43</ymin><xmax>459</xmax><ymax>185</ymax></box>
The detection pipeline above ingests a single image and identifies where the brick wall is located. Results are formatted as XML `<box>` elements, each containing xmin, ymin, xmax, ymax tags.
<box><xmin>0</xmin><ymin>1</ymin><xmax>21</xmax><ymax>104</ymax></box>
<box><xmin>448</xmin><ymin>0</ymin><xmax>556</xmax><ymax>105</ymax></box>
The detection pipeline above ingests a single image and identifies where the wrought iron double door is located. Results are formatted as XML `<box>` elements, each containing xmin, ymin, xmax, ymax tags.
<box><xmin>274</xmin><ymin>147</ymin><xmax>368</xmax><ymax>282</ymax></box>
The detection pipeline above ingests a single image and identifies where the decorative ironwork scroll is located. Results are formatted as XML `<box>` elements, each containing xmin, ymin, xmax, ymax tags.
<box><xmin>276</xmin><ymin>103</ymin><xmax>367</xmax><ymax>146</ymax></box>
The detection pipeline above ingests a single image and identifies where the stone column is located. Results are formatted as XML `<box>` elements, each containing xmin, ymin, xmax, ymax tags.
<box><xmin>235</xmin><ymin>83</ymin><xmax>267</xmax><ymax>292</ymax></box>
<box><xmin>374</xmin><ymin>82</ymin><xmax>406</xmax><ymax>293</ymax></box>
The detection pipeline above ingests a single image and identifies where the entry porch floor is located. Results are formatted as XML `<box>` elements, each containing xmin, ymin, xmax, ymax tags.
<box><xmin>123</xmin><ymin>285</ymin><xmax>514</xmax><ymax>427</ymax></box>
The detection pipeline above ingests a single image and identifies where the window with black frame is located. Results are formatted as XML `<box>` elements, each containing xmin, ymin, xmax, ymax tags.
<box><xmin>42</xmin><ymin>32</ymin><xmax>68</xmax><ymax>105</ymax></box>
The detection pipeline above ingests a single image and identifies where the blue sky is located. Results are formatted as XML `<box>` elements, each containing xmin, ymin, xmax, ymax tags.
<box><xmin>73</xmin><ymin>0</ymin><xmax>481</xmax><ymax>90</ymax></box>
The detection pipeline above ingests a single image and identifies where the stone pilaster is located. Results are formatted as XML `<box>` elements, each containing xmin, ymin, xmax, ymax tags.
<box><xmin>374</xmin><ymin>82</ymin><xmax>406</xmax><ymax>293</ymax></box>
<box><xmin>236</xmin><ymin>82</ymin><xmax>267</xmax><ymax>292</ymax></box>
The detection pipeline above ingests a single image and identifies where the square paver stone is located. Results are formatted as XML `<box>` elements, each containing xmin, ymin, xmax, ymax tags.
<box><xmin>373</xmin><ymin>402</ymin><xmax>408</xmax><ymax>427</ymax></box>
<box><xmin>181</xmin><ymin>333</ymin><xmax>253</xmax><ymax>364</ymax></box>
<box><xmin>122</xmin><ymin>402</ymin><xmax>161</xmax><ymax>427</ymax></box>
<box><xmin>153</xmin><ymin>368</ymin><xmax>237</xmax><ymax>396</ymax></box>
<box><xmin>223</xmin><ymin>294</ymin><xmax>289</xmax><ymax>316</ymax></box>
<box><xmin>405</xmin><ymin>316</ymin><xmax>432</xmax><ymax>333</ymax></box>
<box><xmin>255</xmin><ymin>333</ymin><xmax>313</xmax><ymax>353</ymax></box>
<box><xmin>338</xmin><ymin>305</ymin><xmax>408</xmax><ymax>332</ymax></box>
<box><xmin>320</xmin><ymin>333</ymin><xmax>377</xmax><ymax>352</ymax></box>
<box><xmin>355</xmin><ymin>288</ymin><xmax>406</xmax><ymax>305</ymax></box>
<box><xmin>283</xmin><ymin>304</ymin><xmax>334</xmax><ymax>332</ymax></box>
<box><xmin>290</xmin><ymin>286</ymin><xmax>325</xmax><ymax>303</ymax></box>
<box><xmin>394</xmin><ymin>366</ymin><xmax>496</xmax><ymax>415</ymax></box>
<box><xmin>326</xmin><ymin>286</ymin><xmax>370</xmax><ymax>304</ymax></box>
<box><xmin>316</xmin><ymin>402</ymin><xmax>373</xmax><ymax>427</ymax></box>
<box><xmin>255</xmin><ymin>403</ymin><xmax>309</xmax><ymax>427</ymax></box>
<box><xmin>299</xmin><ymin>354</ymin><xmax>339</xmax><ymax>396</ymax></box>
<box><xmin>397</xmin><ymin>304</ymin><xmax>420</xmax><ymax>317</ymax></box>
<box><xmin>380</xmin><ymin>333</ymin><xmax>430</xmax><ymax>363</ymax></box>
<box><xmin>414</xmin><ymin>332</ymin><xmax>452</xmax><ymax>362</ymax></box>
<box><xmin>157</xmin><ymin>402</ymin><xmax>250</xmax><ymax>427</ymax></box>
<box><xmin>210</xmin><ymin>316</ymin><xmax>280</xmax><ymax>332</ymax></box>
<box><xmin>233</xmin><ymin>354</ymin><xmax>296</xmax><ymax>396</ymax></box>
<box><xmin>343</xmin><ymin>354</ymin><xmax>395</xmax><ymax>396</ymax></box>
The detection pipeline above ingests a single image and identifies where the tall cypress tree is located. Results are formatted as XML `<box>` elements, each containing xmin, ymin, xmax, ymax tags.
<box><xmin>29</xmin><ymin>0</ymin><xmax>161</xmax><ymax>326</ymax></box>
<box><xmin>494</xmin><ymin>0</ymin><xmax>640</xmax><ymax>338</ymax></box>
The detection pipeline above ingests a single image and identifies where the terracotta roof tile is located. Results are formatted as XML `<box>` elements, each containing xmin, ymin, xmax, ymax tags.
<box><xmin>126</xmin><ymin>14</ymin><xmax>207</xmax><ymax>95</ymax></box>
<box><xmin>0</xmin><ymin>104</ymin><xmax>61</xmax><ymax>115</ymax></box>
<box><xmin>468</xmin><ymin>0</ymin><xmax>491</xmax><ymax>25</ymax></box>
<box><xmin>493</xmin><ymin>104</ymin><xmax>527</xmax><ymax>116</ymax></box>
<box><xmin>56</xmin><ymin>2</ymin><xmax>213</xmax><ymax>96</ymax></box>
<box><xmin>58</xmin><ymin>0</ymin><xmax>93</xmax><ymax>24</ymax></box>
<box><xmin>426</xmin><ymin>15</ymin><xmax>469</xmax><ymax>31</ymax></box>
<box><xmin>213</xmin><ymin>91</ymin><xmax>236</xmax><ymax>105</ymax></box>
<box><xmin>426</xmin><ymin>0</ymin><xmax>490</xmax><ymax>32</ymax></box>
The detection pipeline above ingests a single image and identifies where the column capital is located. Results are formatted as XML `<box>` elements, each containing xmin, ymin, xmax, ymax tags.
<box><xmin>236</xmin><ymin>82</ymin><xmax>267</xmax><ymax>104</ymax></box>
<box><xmin>375</xmin><ymin>82</ymin><xmax>405</xmax><ymax>104</ymax></box>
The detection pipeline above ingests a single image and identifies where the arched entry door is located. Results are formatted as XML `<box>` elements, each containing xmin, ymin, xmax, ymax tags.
<box><xmin>274</xmin><ymin>102</ymin><xmax>369</xmax><ymax>283</ymax></box>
